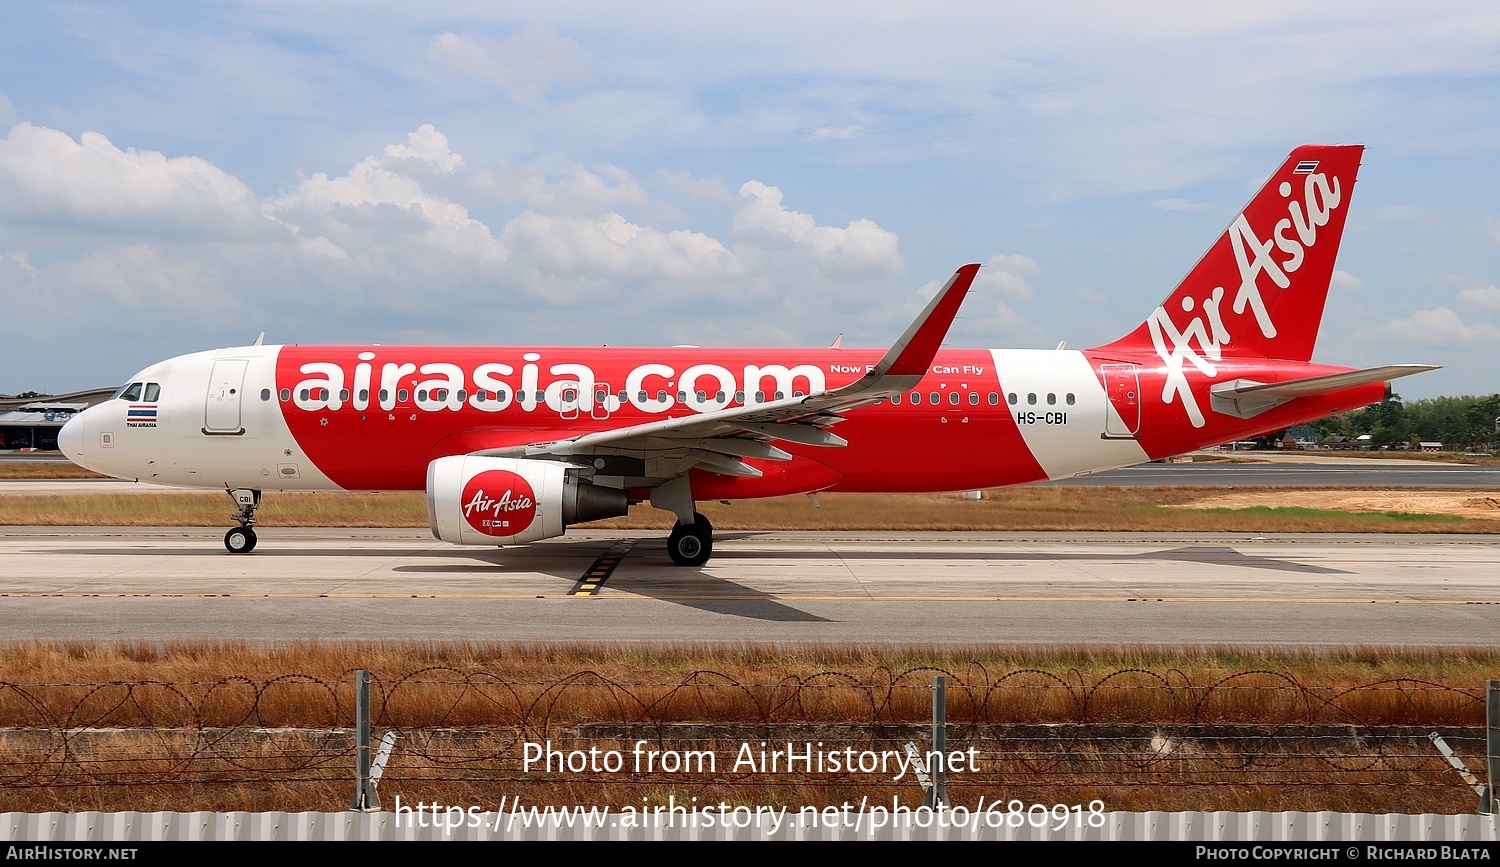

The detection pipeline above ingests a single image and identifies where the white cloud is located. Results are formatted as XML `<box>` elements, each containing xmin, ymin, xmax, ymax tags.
<box><xmin>1371</xmin><ymin>205</ymin><xmax>1438</xmax><ymax>224</ymax></box>
<box><xmin>731</xmin><ymin>180</ymin><xmax>903</xmax><ymax>280</ymax></box>
<box><xmin>474</xmin><ymin>160</ymin><xmax>647</xmax><ymax>215</ymax></box>
<box><xmin>0</xmin><ymin>123</ymin><xmax>266</xmax><ymax>238</ymax></box>
<box><xmin>1330</xmin><ymin>270</ymin><xmax>1365</xmax><ymax>291</ymax></box>
<box><xmin>1075</xmin><ymin>286</ymin><xmax>1109</xmax><ymax>305</ymax></box>
<box><xmin>1150</xmin><ymin>198</ymin><xmax>1216</xmax><ymax>212</ymax></box>
<box><xmin>1362</xmin><ymin>306</ymin><xmax>1500</xmax><ymax>346</ymax></box>
<box><xmin>1458</xmin><ymin>284</ymin><xmax>1500</xmax><ymax>309</ymax></box>
<box><xmin>810</xmin><ymin>125</ymin><xmax>865</xmax><ymax>141</ymax></box>
<box><xmin>973</xmin><ymin>252</ymin><xmax>1040</xmax><ymax>301</ymax></box>
<box><xmin>426</xmin><ymin>27</ymin><xmax>589</xmax><ymax>106</ymax></box>
<box><xmin>655</xmin><ymin>170</ymin><xmax>734</xmax><ymax>206</ymax></box>
<box><xmin>0</xmin><ymin>123</ymin><xmax>920</xmax><ymax>375</ymax></box>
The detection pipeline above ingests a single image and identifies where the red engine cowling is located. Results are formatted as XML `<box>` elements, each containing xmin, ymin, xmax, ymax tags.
<box><xmin>426</xmin><ymin>456</ymin><xmax>628</xmax><ymax>545</ymax></box>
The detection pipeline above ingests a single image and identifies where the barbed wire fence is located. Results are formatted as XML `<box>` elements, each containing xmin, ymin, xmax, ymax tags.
<box><xmin>0</xmin><ymin>667</ymin><xmax>1494</xmax><ymax>814</ymax></box>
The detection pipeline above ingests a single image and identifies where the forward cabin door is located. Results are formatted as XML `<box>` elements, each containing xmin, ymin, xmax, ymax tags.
<box><xmin>204</xmin><ymin>359</ymin><xmax>248</xmax><ymax>435</ymax></box>
<box><xmin>1099</xmin><ymin>363</ymin><xmax>1141</xmax><ymax>439</ymax></box>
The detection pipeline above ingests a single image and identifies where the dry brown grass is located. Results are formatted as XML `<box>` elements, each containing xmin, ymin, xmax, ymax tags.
<box><xmin>0</xmin><ymin>641</ymin><xmax>1491</xmax><ymax>814</ymax></box>
<box><xmin>0</xmin><ymin>461</ymin><xmax>108</xmax><ymax>479</ymax></box>
<box><xmin>0</xmin><ymin>641</ymin><xmax>1489</xmax><ymax>730</ymax></box>
<box><xmin>3</xmin><ymin>486</ymin><xmax>1499</xmax><ymax>532</ymax></box>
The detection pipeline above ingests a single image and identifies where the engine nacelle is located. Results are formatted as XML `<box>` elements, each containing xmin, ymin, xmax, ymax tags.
<box><xmin>426</xmin><ymin>455</ymin><xmax>628</xmax><ymax>545</ymax></box>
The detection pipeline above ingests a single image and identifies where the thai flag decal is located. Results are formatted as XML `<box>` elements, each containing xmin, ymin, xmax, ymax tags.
<box><xmin>1293</xmin><ymin>160</ymin><xmax>1319</xmax><ymax>174</ymax></box>
<box><xmin>128</xmin><ymin>405</ymin><xmax>158</xmax><ymax>421</ymax></box>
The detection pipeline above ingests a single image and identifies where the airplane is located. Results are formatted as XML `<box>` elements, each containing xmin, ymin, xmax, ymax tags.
<box><xmin>57</xmin><ymin>144</ymin><xmax>1436</xmax><ymax>566</ymax></box>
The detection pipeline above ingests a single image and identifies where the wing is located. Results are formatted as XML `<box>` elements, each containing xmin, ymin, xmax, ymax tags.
<box><xmin>477</xmin><ymin>263</ymin><xmax>981</xmax><ymax>481</ymax></box>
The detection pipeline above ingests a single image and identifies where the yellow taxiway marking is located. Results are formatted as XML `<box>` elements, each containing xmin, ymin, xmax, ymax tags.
<box><xmin>568</xmin><ymin>539</ymin><xmax>637</xmax><ymax>596</ymax></box>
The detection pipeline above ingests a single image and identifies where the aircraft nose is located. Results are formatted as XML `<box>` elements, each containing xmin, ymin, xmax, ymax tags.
<box><xmin>58</xmin><ymin>413</ymin><xmax>87</xmax><ymax>468</ymax></box>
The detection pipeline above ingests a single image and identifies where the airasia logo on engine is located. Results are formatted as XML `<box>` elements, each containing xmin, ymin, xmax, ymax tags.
<box><xmin>461</xmin><ymin>471</ymin><xmax>537</xmax><ymax>536</ymax></box>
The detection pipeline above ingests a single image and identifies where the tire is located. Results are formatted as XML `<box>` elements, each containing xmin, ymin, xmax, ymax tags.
<box><xmin>225</xmin><ymin>526</ymin><xmax>257</xmax><ymax>554</ymax></box>
<box><xmin>666</xmin><ymin>513</ymin><xmax>713</xmax><ymax>567</ymax></box>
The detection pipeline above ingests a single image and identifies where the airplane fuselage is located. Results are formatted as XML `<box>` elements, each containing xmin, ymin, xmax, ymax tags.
<box><xmin>62</xmin><ymin>342</ymin><xmax>1384</xmax><ymax>497</ymax></box>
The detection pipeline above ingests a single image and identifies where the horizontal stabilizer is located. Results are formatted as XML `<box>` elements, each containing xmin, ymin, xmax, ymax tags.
<box><xmin>1210</xmin><ymin>364</ymin><xmax>1440</xmax><ymax>419</ymax></box>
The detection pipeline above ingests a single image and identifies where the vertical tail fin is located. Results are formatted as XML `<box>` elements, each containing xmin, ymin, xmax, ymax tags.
<box><xmin>1096</xmin><ymin>144</ymin><xmax>1364</xmax><ymax>363</ymax></box>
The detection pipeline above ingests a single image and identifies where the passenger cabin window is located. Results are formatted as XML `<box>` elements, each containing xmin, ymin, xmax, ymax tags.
<box><xmin>969</xmin><ymin>393</ymin><xmax>979</xmax><ymax>406</ymax></box>
<box><xmin>397</xmin><ymin>389</ymin><xmax>409</xmax><ymax>402</ymax></box>
<box><xmin>1007</xmin><ymin>393</ymin><xmax>1017</xmax><ymax>405</ymax></box>
<box><xmin>358</xmin><ymin>389</ymin><xmax>369</xmax><ymax>403</ymax></box>
<box><xmin>143</xmin><ymin>383</ymin><xmax>161</xmax><ymax>402</ymax></box>
<box><xmin>892</xmin><ymin>393</ymin><xmax>902</xmax><ymax>405</ymax></box>
<box><xmin>929</xmin><ymin>391</ymin><xmax>940</xmax><ymax>405</ymax></box>
<box><xmin>1066</xmin><ymin>393</ymin><xmax>1076</xmax><ymax>405</ymax></box>
<box><xmin>120</xmin><ymin>383</ymin><xmax>143</xmax><ymax>402</ymax></box>
<box><xmin>280</xmin><ymin>388</ymin><xmax>291</xmax><ymax>401</ymax></box>
<box><xmin>1027</xmin><ymin>393</ymin><xmax>1037</xmax><ymax>405</ymax></box>
<box><xmin>949</xmin><ymin>392</ymin><xmax>959</xmax><ymax>405</ymax></box>
<box><xmin>988</xmin><ymin>392</ymin><xmax>999</xmax><ymax>405</ymax></box>
<box><xmin>1047</xmin><ymin>393</ymin><xmax>1056</xmax><ymax>405</ymax></box>
<box><xmin>261</xmin><ymin>389</ymin><xmax>271</xmax><ymax>401</ymax></box>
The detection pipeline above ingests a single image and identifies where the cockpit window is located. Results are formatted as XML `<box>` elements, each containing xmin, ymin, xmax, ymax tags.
<box><xmin>119</xmin><ymin>382</ymin><xmax>143</xmax><ymax>402</ymax></box>
<box><xmin>143</xmin><ymin>383</ymin><xmax>161</xmax><ymax>402</ymax></box>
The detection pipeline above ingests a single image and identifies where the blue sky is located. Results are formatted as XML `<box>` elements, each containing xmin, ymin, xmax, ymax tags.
<box><xmin>2</xmin><ymin>2</ymin><xmax>1499</xmax><ymax>399</ymax></box>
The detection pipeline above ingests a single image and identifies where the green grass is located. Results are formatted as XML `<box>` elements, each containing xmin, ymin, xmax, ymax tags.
<box><xmin>1197</xmin><ymin>505</ymin><xmax>1471</xmax><ymax>523</ymax></box>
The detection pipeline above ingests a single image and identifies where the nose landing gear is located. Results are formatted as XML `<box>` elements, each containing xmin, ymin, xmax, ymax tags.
<box><xmin>224</xmin><ymin>487</ymin><xmax>261</xmax><ymax>554</ymax></box>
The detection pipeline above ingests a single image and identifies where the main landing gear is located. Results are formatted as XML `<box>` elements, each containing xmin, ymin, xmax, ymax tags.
<box><xmin>224</xmin><ymin>487</ymin><xmax>261</xmax><ymax>554</ymax></box>
<box><xmin>667</xmin><ymin>512</ymin><xmax>713</xmax><ymax>567</ymax></box>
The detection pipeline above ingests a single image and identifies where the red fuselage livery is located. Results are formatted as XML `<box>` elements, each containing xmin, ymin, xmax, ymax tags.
<box><xmin>59</xmin><ymin>145</ymin><xmax>1435</xmax><ymax>564</ymax></box>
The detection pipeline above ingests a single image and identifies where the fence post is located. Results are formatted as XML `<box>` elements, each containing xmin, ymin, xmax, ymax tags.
<box><xmin>1486</xmin><ymin>679</ymin><xmax>1498</xmax><ymax>814</ymax></box>
<box><xmin>922</xmin><ymin>675</ymin><xmax>948</xmax><ymax>809</ymax></box>
<box><xmin>350</xmin><ymin>669</ymin><xmax>380</xmax><ymax>810</ymax></box>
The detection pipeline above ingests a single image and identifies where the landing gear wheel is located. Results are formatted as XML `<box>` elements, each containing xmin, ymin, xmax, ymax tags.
<box><xmin>225</xmin><ymin>526</ymin><xmax>257</xmax><ymax>554</ymax></box>
<box><xmin>666</xmin><ymin>513</ymin><xmax>713</xmax><ymax>567</ymax></box>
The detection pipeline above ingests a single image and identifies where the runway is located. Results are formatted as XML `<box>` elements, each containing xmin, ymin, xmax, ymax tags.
<box><xmin>2</xmin><ymin>528</ymin><xmax>1496</xmax><ymax>644</ymax></box>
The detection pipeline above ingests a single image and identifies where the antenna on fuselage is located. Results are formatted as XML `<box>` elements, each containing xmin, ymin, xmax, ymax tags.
<box><xmin>252</xmin><ymin>331</ymin><xmax>265</xmax><ymax>346</ymax></box>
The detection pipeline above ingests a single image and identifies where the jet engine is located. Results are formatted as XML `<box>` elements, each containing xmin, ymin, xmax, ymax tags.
<box><xmin>426</xmin><ymin>455</ymin><xmax>629</xmax><ymax>545</ymax></box>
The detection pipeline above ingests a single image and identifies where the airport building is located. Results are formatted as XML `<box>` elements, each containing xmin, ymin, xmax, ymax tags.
<box><xmin>0</xmin><ymin>388</ymin><xmax>116</xmax><ymax>451</ymax></box>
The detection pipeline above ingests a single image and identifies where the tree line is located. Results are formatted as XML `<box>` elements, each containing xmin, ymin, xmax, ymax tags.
<box><xmin>1310</xmin><ymin>393</ymin><xmax>1500</xmax><ymax>450</ymax></box>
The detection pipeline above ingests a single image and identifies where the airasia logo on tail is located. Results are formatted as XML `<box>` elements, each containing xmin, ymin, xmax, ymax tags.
<box><xmin>1148</xmin><ymin>168</ymin><xmax>1344</xmax><ymax>427</ymax></box>
<box><xmin>461</xmin><ymin>470</ymin><xmax>537</xmax><ymax>536</ymax></box>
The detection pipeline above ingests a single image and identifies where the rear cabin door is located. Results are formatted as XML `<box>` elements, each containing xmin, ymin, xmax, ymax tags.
<box><xmin>1100</xmin><ymin>363</ymin><xmax>1141</xmax><ymax>439</ymax></box>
